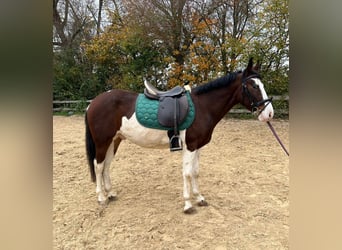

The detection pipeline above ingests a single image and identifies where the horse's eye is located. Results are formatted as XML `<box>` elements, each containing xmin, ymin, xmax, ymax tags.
<box><xmin>252</xmin><ymin>83</ymin><xmax>259</xmax><ymax>89</ymax></box>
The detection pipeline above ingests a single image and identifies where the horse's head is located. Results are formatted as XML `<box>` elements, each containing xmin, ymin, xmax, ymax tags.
<box><xmin>241</xmin><ymin>58</ymin><xmax>274</xmax><ymax>122</ymax></box>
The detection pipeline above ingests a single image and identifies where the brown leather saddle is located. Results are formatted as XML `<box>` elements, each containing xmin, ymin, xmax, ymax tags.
<box><xmin>143</xmin><ymin>80</ymin><xmax>190</xmax><ymax>151</ymax></box>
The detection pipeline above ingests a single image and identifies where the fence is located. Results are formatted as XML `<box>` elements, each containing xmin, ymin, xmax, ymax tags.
<box><xmin>53</xmin><ymin>95</ymin><xmax>289</xmax><ymax>116</ymax></box>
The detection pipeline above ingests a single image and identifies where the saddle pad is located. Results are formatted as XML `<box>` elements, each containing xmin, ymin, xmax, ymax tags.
<box><xmin>136</xmin><ymin>91</ymin><xmax>195</xmax><ymax>130</ymax></box>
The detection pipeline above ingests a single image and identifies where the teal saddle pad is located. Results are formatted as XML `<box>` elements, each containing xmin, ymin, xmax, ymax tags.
<box><xmin>135</xmin><ymin>91</ymin><xmax>195</xmax><ymax>130</ymax></box>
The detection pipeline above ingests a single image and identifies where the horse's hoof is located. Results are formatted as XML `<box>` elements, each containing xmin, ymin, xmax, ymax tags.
<box><xmin>184</xmin><ymin>206</ymin><xmax>196</xmax><ymax>214</ymax></box>
<box><xmin>108</xmin><ymin>195</ymin><xmax>117</xmax><ymax>202</ymax></box>
<box><xmin>197</xmin><ymin>200</ymin><xmax>208</xmax><ymax>207</ymax></box>
<box><xmin>98</xmin><ymin>199</ymin><xmax>108</xmax><ymax>206</ymax></box>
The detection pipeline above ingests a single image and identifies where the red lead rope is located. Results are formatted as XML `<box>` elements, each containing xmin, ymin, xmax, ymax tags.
<box><xmin>266</xmin><ymin>121</ymin><xmax>289</xmax><ymax>156</ymax></box>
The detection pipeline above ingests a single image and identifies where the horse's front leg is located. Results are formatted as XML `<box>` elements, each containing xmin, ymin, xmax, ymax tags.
<box><xmin>182</xmin><ymin>149</ymin><xmax>207</xmax><ymax>213</ymax></box>
<box><xmin>191</xmin><ymin>150</ymin><xmax>208</xmax><ymax>207</ymax></box>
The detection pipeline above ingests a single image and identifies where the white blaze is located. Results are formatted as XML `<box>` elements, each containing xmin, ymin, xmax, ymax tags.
<box><xmin>252</xmin><ymin>78</ymin><xmax>274</xmax><ymax>122</ymax></box>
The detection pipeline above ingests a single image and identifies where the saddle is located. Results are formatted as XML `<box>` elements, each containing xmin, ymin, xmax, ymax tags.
<box><xmin>143</xmin><ymin>80</ymin><xmax>190</xmax><ymax>151</ymax></box>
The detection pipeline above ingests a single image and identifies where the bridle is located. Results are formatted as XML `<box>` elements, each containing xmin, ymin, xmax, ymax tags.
<box><xmin>242</xmin><ymin>74</ymin><xmax>273</xmax><ymax>115</ymax></box>
<box><xmin>242</xmin><ymin>74</ymin><xmax>289</xmax><ymax>157</ymax></box>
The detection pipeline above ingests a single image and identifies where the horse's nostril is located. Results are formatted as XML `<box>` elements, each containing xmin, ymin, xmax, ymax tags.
<box><xmin>269</xmin><ymin>112</ymin><xmax>273</xmax><ymax>118</ymax></box>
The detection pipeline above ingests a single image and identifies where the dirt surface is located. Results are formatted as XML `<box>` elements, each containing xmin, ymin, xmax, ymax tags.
<box><xmin>53</xmin><ymin>115</ymin><xmax>289</xmax><ymax>249</ymax></box>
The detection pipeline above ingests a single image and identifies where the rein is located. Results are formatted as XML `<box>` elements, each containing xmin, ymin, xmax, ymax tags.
<box><xmin>241</xmin><ymin>75</ymin><xmax>289</xmax><ymax>156</ymax></box>
<box><xmin>267</xmin><ymin>121</ymin><xmax>289</xmax><ymax>156</ymax></box>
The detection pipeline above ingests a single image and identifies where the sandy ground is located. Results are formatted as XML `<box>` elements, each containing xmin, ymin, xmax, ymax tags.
<box><xmin>53</xmin><ymin>115</ymin><xmax>289</xmax><ymax>249</ymax></box>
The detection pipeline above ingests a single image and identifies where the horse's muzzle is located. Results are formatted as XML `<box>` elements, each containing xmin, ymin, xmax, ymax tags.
<box><xmin>257</xmin><ymin>98</ymin><xmax>274</xmax><ymax>122</ymax></box>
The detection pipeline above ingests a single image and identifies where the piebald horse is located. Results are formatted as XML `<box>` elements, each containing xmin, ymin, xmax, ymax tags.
<box><xmin>85</xmin><ymin>58</ymin><xmax>274</xmax><ymax>213</ymax></box>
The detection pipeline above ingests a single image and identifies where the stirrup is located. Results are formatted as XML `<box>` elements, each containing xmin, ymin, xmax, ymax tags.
<box><xmin>170</xmin><ymin>135</ymin><xmax>182</xmax><ymax>151</ymax></box>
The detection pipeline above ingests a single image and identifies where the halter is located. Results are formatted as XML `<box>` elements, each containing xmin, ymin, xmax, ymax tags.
<box><xmin>242</xmin><ymin>75</ymin><xmax>273</xmax><ymax>115</ymax></box>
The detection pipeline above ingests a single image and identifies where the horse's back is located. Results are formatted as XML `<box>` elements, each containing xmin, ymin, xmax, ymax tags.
<box><xmin>87</xmin><ymin>89</ymin><xmax>137</xmax><ymax>118</ymax></box>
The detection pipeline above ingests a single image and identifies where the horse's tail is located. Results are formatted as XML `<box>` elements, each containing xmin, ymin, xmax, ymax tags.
<box><xmin>85</xmin><ymin>112</ymin><xmax>96</xmax><ymax>182</ymax></box>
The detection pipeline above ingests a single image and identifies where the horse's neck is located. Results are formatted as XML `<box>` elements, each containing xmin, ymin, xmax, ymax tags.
<box><xmin>196</xmin><ymin>83</ymin><xmax>241</xmax><ymax>125</ymax></box>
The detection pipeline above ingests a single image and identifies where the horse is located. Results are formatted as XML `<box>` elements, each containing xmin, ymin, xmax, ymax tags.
<box><xmin>85</xmin><ymin>58</ymin><xmax>274</xmax><ymax>213</ymax></box>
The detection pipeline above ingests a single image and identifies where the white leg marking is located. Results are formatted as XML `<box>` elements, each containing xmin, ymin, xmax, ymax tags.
<box><xmin>94</xmin><ymin>159</ymin><xmax>106</xmax><ymax>204</ymax></box>
<box><xmin>182</xmin><ymin>155</ymin><xmax>192</xmax><ymax>212</ymax></box>
<box><xmin>182</xmin><ymin>149</ymin><xmax>196</xmax><ymax>212</ymax></box>
<box><xmin>191</xmin><ymin>150</ymin><xmax>207</xmax><ymax>205</ymax></box>
<box><xmin>103</xmin><ymin>142</ymin><xmax>117</xmax><ymax>199</ymax></box>
<box><xmin>182</xmin><ymin>149</ymin><xmax>207</xmax><ymax>213</ymax></box>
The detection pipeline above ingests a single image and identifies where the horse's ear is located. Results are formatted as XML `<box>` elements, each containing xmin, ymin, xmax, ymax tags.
<box><xmin>248</xmin><ymin>57</ymin><xmax>253</xmax><ymax>69</ymax></box>
<box><xmin>244</xmin><ymin>57</ymin><xmax>254</xmax><ymax>76</ymax></box>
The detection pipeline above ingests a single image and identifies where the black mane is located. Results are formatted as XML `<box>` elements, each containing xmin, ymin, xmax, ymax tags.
<box><xmin>193</xmin><ymin>71</ymin><xmax>241</xmax><ymax>95</ymax></box>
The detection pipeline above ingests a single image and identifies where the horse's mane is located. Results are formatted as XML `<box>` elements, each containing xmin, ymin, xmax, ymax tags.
<box><xmin>192</xmin><ymin>71</ymin><xmax>241</xmax><ymax>95</ymax></box>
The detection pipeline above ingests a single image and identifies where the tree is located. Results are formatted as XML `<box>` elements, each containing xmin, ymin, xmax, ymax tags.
<box><xmin>53</xmin><ymin>0</ymin><xmax>289</xmax><ymax>101</ymax></box>
<box><xmin>53</xmin><ymin>0</ymin><xmax>97</xmax><ymax>48</ymax></box>
<box><xmin>83</xmin><ymin>12</ymin><xmax>167</xmax><ymax>92</ymax></box>
<box><xmin>181</xmin><ymin>13</ymin><xmax>220</xmax><ymax>85</ymax></box>
<box><xmin>122</xmin><ymin>0</ymin><xmax>195</xmax><ymax>86</ymax></box>
<box><xmin>249</xmin><ymin>0</ymin><xmax>289</xmax><ymax>95</ymax></box>
<box><xmin>53</xmin><ymin>0</ymin><xmax>107</xmax><ymax>99</ymax></box>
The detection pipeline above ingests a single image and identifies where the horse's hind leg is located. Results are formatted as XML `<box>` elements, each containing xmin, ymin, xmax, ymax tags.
<box><xmin>94</xmin><ymin>159</ymin><xmax>107</xmax><ymax>205</ymax></box>
<box><xmin>103</xmin><ymin>138</ymin><xmax>121</xmax><ymax>200</ymax></box>
<box><xmin>94</xmin><ymin>140</ymin><xmax>115</xmax><ymax>205</ymax></box>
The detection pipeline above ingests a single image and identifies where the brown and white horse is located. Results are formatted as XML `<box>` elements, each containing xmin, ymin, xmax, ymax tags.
<box><xmin>85</xmin><ymin>58</ymin><xmax>274</xmax><ymax>213</ymax></box>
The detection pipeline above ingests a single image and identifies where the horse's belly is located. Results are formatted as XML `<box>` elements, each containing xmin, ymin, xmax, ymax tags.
<box><xmin>118</xmin><ymin>113</ymin><xmax>172</xmax><ymax>148</ymax></box>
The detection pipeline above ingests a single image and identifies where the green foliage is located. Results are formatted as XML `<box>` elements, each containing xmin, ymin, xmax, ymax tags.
<box><xmin>82</xmin><ymin>21</ymin><xmax>168</xmax><ymax>93</ymax></box>
<box><xmin>53</xmin><ymin>48</ymin><xmax>105</xmax><ymax>100</ymax></box>
<box><xmin>263</xmin><ymin>71</ymin><xmax>289</xmax><ymax>96</ymax></box>
<box><xmin>73</xmin><ymin>99</ymin><xmax>88</xmax><ymax>113</ymax></box>
<box><xmin>53</xmin><ymin>0</ymin><xmax>289</xmax><ymax>111</ymax></box>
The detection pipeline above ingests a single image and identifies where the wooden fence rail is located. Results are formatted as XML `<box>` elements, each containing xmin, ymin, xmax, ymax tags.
<box><xmin>53</xmin><ymin>95</ymin><xmax>289</xmax><ymax>115</ymax></box>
